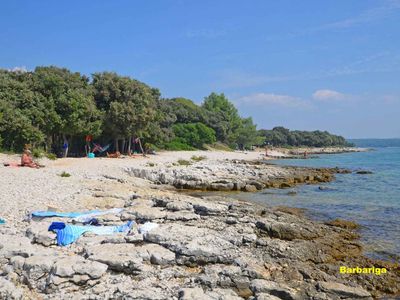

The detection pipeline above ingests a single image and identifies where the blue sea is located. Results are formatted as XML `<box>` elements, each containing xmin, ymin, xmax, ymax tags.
<box><xmin>235</xmin><ymin>142</ymin><xmax>400</xmax><ymax>261</ymax></box>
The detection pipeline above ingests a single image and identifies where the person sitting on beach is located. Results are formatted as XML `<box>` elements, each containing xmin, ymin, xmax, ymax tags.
<box><xmin>21</xmin><ymin>149</ymin><xmax>40</xmax><ymax>168</ymax></box>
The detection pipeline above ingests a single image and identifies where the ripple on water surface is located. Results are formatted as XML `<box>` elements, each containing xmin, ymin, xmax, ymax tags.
<box><xmin>233</xmin><ymin>147</ymin><xmax>400</xmax><ymax>261</ymax></box>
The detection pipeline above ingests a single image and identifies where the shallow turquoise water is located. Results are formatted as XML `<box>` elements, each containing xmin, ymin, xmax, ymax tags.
<box><xmin>235</xmin><ymin>147</ymin><xmax>400</xmax><ymax>260</ymax></box>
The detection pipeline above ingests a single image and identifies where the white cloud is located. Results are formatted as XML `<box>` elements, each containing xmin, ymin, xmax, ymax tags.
<box><xmin>312</xmin><ymin>89</ymin><xmax>347</xmax><ymax>101</ymax></box>
<box><xmin>320</xmin><ymin>0</ymin><xmax>400</xmax><ymax>30</ymax></box>
<box><xmin>236</xmin><ymin>93</ymin><xmax>309</xmax><ymax>108</ymax></box>
<box><xmin>8</xmin><ymin>66</ymin><xmax>28</xmax><ymax>73</ymax></box>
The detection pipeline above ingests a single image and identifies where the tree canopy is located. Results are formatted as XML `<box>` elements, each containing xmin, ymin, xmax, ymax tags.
<box><xmin>0</xmin><ymin>66</ymin><xmax>351</xmax><ymax>155</ymax></box>
<box><xmin>259</xmin><ymin>127</ymin><xmax>353</xmax><ymax>147</ymax></box>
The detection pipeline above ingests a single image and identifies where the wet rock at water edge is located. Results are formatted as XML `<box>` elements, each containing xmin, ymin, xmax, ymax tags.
<box><xmin>356</xmin><ymin>170</ymin><xmax>373</xmax><ymax>174</ymax></box>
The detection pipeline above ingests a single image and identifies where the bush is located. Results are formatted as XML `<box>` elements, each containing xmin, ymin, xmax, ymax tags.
<box><xmin>60</xmin><ymin>171</ymin><xmax>71</xmax><ymax>177</ymax></box>
<box><xmin>204</xmin><ymin>142</ymin><xmax>233</xmax><ymax>151</ymax></box>
<box><xmin>165</xmin><ymin>140</ymin><xmax>196</xmax><ymax>151</ymax></box>
<box><xmin>172</xmin><ymin>123</ymin><xmax>216</xmax><ymax>149</ymax></box>
<box><xmin>177</xmin><ymin>159</ymin><xmax>191</xmax><ymax>166</ymax></box>
<box><xmin>46</xmin><ymin>153</ymin><xmax>57</xmax><ymax>160</ymax></box>
<box><xmin>260</xmin><ymin>127</ymin><xmax>352</xmax><ymax>147</ymax></box>
<box><xmin>191</xmin><ymin>155</ymin><xmax>206</xmax><ymax>162</ymax></box>
<box><xmin>32</xmin><ymin>148</ymin><xmax>44</xmax><ymax>158</ymax></box>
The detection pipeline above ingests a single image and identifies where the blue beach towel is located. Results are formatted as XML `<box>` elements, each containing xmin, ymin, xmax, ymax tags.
<box><xmin>0</xmin><ymin>218</ymin><xmax>5</xmax><ymax>224</ymax></box>
<box><xmin>31</xmin><ymin>208</ymin><xmax>123</xmax><ymax>223</ymax></box>
<box><xmin>48</xmin><ymin>221</ymin><xmax>134</xmax><ymax>246</ymax></box>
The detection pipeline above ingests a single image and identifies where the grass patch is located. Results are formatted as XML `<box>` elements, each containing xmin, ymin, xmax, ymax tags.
<box><xmin>0</xmin><ymin>149</ymin><xmax>16</xmax><ymax>155</ymax></box>
<box><xmin>60</xmin><ymin>171</ymin><xmax>71</xmax><ymax>178</ymax></box>
<box><xmin>32</xmin><ymin>148</ymin><xmax>44</xmax><ymax>158</ymax></box>
<box><xmin>165</xmin><ymin>141</ymin><xmax>196</xmax><ymax>151</ymax></box>
<box><xmin>147</xmin><ymin>162</ymin><xmax>156</xmax><ymax>167</ymax></box>
<box><xmin>204</xmin><ymin>142</ymin><xmax>233</xmax><ymax>151</ymax></box>
<box><xmin>46</xmin><ymin>153</ymin><xmax>57</xmax><ymax>160</ymax></box>
<box><xmin>177</xmin><ymin>159</ymin><xmax>192</xmax><ymax>166</ymax></box>
<box><xmin>191</xmin><ymin>155</ymin><xmax>206</xmax><ymax>162</ymax></box>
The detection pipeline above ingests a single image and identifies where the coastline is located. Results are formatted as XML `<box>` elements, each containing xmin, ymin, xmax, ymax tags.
<box><xmin>265</xmin><ymin>147</ymin><xmax>370</xmax><ymax>159</ymax></box>
<box><xmin>0</xmin><ymin>150</ymin><xmax>398</xmax><ymax>299</ymax></box>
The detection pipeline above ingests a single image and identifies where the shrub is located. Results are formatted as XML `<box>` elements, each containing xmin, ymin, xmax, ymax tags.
<box><xmin>177</xmin><ymin>159</ymin><xmax>191</xmax><ymax>166</ymax></box>
<box><xmin>204</xmin><ymin>142</ymin><xmax>233</xmax><ymax>151</ymax></box>
<box><xmin>46</xmin><ymin>153</ymin><xmax>57</xmax><ymax>160</ymax></box>
<box><xmin>165</xmin><ymin>140</ymin><xmax>196</xmax><ymax>151</ymax></box>
<box><xmin>32</xmin><ymin>148</ymin><xmax>44</xmax><ymax>158</ymax></box>
<box><xmin>172</xmin><ymin>123</ymin><xmax>216</xmax><ymax>149</ymax></box>
<box><xmin>191</xmin><ymin>155</ymin><xmax>206</xmax><ymax>162</ymax></box>
<box><xmin>60</xmin><ymin>171</ymin><xmax>71</xmax><ymax>177</ymax></box>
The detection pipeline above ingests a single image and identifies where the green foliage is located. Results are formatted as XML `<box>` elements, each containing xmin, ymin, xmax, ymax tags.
<box><xmin>177</xmin><ymin>159</ymin><xmax>192</xmax><ymax>166</ymax></box>
<box><xmin>191</xmin><ymin>155</ymin><xmax>206</xmax><ymax>162</ymax></box>
<box><xmin>0</xmin><ymin>67</ymin><xmax>101</xmax><ymax>152</ymax></box>
<box><xmin>32</xmin><ymin>148</ymin><xmax>44</xmax><ymax>158</ymax></box>
<box><xmin>1</xmin><ymin>65</ymin><xmax>350</xmax><ymax>156</ymax></box>
<box><xmin>172</xmin><ymin>123</ymin><xmax>216</xmax><ymax>149</ymax></box>
<box><xmin>202</xmin><ymin>93</ymin><xmax>242</xmax><ymax>145</ymax></box>
<box><xmin>46</xmin><ymin>153</ymin><xmax>57</xmax><ymax>160</ymax></box>
<box><xmin>93</xmin><ymin>72</ymin><xmax>157</xmax><ymax>141</ymax></box>
<box><xmin>235</xmin><ymin>117</ymin><xmax>264</xmax><ymax>150</ymax></box>
<box><xmin>260</xmin><ymin>127</ymin><xmax>353</xmax><ymax>147</ymax></box>
<box><xmin>204</xmin><ymin>142</ymin><xmax>233</xmax><ymax>151</ymax></box>
<box><xmin>165</xmin><ymin>140</ymin><xmax>196</xmax><ymax>151</ymax></box>
<box><xmin>60</xmin><ymin>171</ymin><xmax>71</xmax><ymax>177</ymax></box>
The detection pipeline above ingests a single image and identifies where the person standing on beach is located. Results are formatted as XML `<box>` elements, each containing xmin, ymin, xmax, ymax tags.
<box><xmin>85</xmin><ymin>135</ymin><xmax>92</xmax><ymax>155</ymax></box>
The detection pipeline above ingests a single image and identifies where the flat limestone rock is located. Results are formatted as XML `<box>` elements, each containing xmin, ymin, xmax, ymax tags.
<box><xmin>0</xmin><ymin>277</ymin><xmax>24</xmax><ymax>300</ymax></box>
<box><xmin>125</xmin><ymin>206</ymin><xmax>167</xmax><ymax>221</ymax></box>
<box><xmin>138</xmin><ymin>243</ymin><xmax>176</xmax><ymax>265</ymax></box>
<box><xmin>166</xmin><ymin>211</ymin><xmax>200</xmax><ymax>221</ymax></box>
<box><xmin>144</xmin><ymin>223</ymin><xmax>237</xmax><ymax>265</ymax></box>
<box><xmin>179</xmin><ymin>287</ymin><xmax>213</xmax><ymax>300</ymax></box>
<box><xmin>166</xmin><ymin>201</ymin><xmax>194</xmax><ymax>212</ymax></box>
<box><xmin>191</xmin><ymin>199</ymin><xmax>228</xmax><ymax>216</ymax></box>
<box><xmin>52</xmin><ymin>256</ymin><xmax>108</xmax><ymax>279</ymax></box>
<box><xmin>254</xmin><ymin>294</ymin><xmax>282</xmax><ymax>300</ymax></box>
<box><xmin>26</xmin><ymin>221</ymin><xmax>57</xmax><ymax>247</ymax></box>
<box><xmin>0</xmin><ymin>235</ymin><xmax>36</xmax><ymax>259</ymax></box>
<box><xmin>206</xmin><ymin>288</ymin><xmax>243</xmax><ymax>300</ymax></box>
<box><xmin>318</xmin><ymin>281</ymin><xmax>371</xmax><ymax>298</ymax></box>
<box><xmin>85</xmin><ymin>243</ymin><xmax>146</xmax><ymax>274</ymax></box>
<box><xmin>250</xmin><ymin>279</ymin><xmax>299</xmax><ymax>300</ymax></box>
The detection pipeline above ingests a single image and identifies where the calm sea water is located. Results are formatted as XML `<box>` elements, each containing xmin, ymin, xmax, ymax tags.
<box><xmin>233</xmin><ymin>146</ymin><xmax>400</xmax><ymax>261</ymax></box>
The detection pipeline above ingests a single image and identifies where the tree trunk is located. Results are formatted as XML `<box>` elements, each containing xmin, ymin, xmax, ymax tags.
<box><xmin>63</xmin><ymin>134</ymin><xmax>69</xmax><ymax>158</ymax></box>
<box><xmin>128</xmin><ymin>137</ymin><xmax>132</xmax><ymax>155</ymax></box>
<box><xmin>137</xmin><ymin>138</ymin><xmax>145</xmax><ymax>156</ymax></box>
<box><xmin>45</xmin><ymin>135</ymin><xmax>52</xmax><ymax>153</ymax></box>
<box><xmin>121</xmin><ymin>139</ymin><xmax>126</xmax><ymax>154</ymax></box>
<box><xmin>115</xmin><ymin>139</ymin><xmax>119</xmax><ymax>152</ymax></box>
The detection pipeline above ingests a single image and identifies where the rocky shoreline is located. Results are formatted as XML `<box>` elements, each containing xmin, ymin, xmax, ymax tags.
<box><xmin>126</xmin><ymin>159</ymin><xmax>351</xmax><ymax>192</ymax></box>
<box><xmin>0</xmin><ymin>155</ymin><xmax>399</xmax><ymax>299</ymax></box>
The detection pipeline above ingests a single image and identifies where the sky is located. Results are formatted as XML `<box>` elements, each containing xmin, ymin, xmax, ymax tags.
<box><xmin>0</xmin><ymin>0</ymin><xmax>399</xmax><ymax>138</ymax></box>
